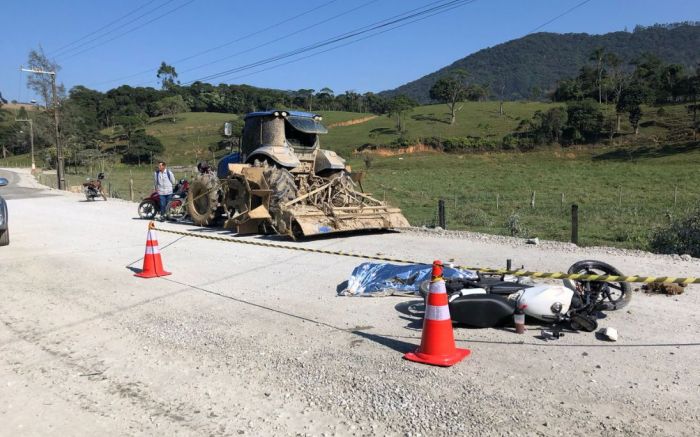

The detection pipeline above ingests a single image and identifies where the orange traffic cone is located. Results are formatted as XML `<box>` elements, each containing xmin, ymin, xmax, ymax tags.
<box><xmin>135</xmin><ymin>222</ymin><xmax>171</xmax><ymax>278</ymax></box>
<box><xmin>404</xmin><ymin>260</ymin><xmax>470</xmax><ymax>366</ymax></box>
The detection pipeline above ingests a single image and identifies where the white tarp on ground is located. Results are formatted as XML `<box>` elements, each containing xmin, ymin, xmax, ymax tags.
<box><xmin>339</xmin><ymin>262</ymin><xmax>478</xmax><ymax>297</ymax></box>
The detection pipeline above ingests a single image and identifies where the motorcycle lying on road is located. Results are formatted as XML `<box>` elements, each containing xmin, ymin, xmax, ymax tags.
<box><xmin>420</xmin><ymin>260</ymin><xmax>632</xmax><ymax>332</ymax></box>
<box><xmin>83</xmin><ymin>173</ymin><xmax>107</xmax><ymax>201</ymax></box>
<box><xmin>137</xmin><ymin>179</ymin><xmax>190</xmax><ymax>221</ymax></box>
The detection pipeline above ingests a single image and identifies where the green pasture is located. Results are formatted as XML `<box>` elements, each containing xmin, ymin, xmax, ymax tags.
<box><xmin>345</xmin><ymin>144</ymin><xmax>700</xmax><ymax>249</ymax></box>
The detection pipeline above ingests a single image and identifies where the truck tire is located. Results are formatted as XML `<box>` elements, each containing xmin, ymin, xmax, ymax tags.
<box><xmin>0</xmin><ymin>229</ymin><xmax>8</xmax><ymax>246</ymax></box>
<box><xmin>264</xmin><ymin>167</ymin><xmax>298</xmax><ymax>235</ymax></box>
<box><xmin>187</xmin><ymin>174</ymin><xmax>219</xmax><ymax>226</ymax></box>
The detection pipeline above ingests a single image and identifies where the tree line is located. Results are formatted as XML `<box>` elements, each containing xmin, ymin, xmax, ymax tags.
<box><xmin>0</xmin><ymin>51</ymin><xmax>412</xmax><ymax>169</ymax></box>
<box><xmin>515</xmin><ymin>50</ymin><xmax>699</xmax><ymax>147</ymax></box>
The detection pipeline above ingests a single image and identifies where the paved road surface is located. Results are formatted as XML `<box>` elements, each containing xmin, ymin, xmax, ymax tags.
<box><xmin>1</xmin><ymin>168</ymin><xmax>698</xmax><ymax>436</ymax></box>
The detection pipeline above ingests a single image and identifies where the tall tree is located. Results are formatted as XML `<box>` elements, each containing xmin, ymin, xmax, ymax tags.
<box><xmin>114</xmin><ymin>113</ymin><xmax>148</xmax><ymax>150</ymax></box>
<box><xmin>317</xmin><ymin>87</ymin><xmax>334</xmax><ymax>110</ymax></box>
<box><xmin>429</xmin><ymin>69</ymin><xmax>468</xmax><ymax>125</ymax></box>
<box><xmin>589</xmin><ymin>47</ymin><xmax>606</xmax><ymax>104</ymax></box>
<box><xmin>617</xmin><ymin>84</ymin><xmax>647</xmax><ymax>135</ymax></box>
<box><xmin>386</xmin><ymin>95</ymin><xmax>417</xmax><ymax>133</ymax></box>
<box><xmin>155</xmin><ymin>95</ymin><xmax>190</xmax><ymax>122</ymax></box>
<box><xmin>26</xmin><ymin>46</ymin><xmax>64</xmax><ymax>109</ymax></box>
<box><xmin>603</xmin><ymin>53</ymin><xmax>629</xmax><ymax>132</ymax></box>
<box><xmin>297</xmin><ymin>89</ymin><xmax>315</xmax><ymax>111</ymax></box>
<box><xmin>156</xmin><ymin>62</ymin><xmax>179</xmax><ymax>90</ymax></box>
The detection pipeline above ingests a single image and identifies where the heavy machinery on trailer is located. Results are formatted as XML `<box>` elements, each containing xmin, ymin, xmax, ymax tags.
<box><xmin>187</xmin><ymin>110</ymin><xmax>409</xmax><ymax>239</ymax></box>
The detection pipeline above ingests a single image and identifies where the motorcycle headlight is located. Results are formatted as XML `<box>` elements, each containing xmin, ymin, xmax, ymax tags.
<box><xmin>551</xmin><ymin>302</ymin><xmax>563</xmax><ymax>314</ymax></box>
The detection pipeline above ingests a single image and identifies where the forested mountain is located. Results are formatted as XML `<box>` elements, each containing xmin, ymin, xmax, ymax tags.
<box><xmin>381</xmin><ymin>23</ymin><xmax>700</xmax><ymax>102</ymax></box>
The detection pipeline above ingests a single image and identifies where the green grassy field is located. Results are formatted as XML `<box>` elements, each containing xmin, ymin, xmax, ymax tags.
<box><xmin>346</xmin><ymin>145</ymin><xmax>700</xmax><ymax>249</ymax></box>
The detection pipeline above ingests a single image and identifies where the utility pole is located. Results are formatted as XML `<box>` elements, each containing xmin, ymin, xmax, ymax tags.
<box><xmin>21</xmin><ymin>66</ymin><xmax>64</xmax><ymax>189</ymax></box>
<box><xmin>15</xmin><ymin>118</ymin><xmax>35</xmax><ymax>171</ymax></box>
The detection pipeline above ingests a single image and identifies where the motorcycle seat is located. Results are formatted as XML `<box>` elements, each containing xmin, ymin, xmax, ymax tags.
<box><xmin>448</xmin><ymin>294</ymin><xmax>516</xmax><ymax>328</ymax></box>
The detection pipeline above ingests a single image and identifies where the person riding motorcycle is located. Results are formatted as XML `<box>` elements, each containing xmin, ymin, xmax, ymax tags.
<box><xmin>83</xmin><ymin>172</ymin><xmax>107</xmax><ymax>201</ymax></box>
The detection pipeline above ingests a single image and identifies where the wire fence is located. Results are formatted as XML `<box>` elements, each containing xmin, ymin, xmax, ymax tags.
<box><xmin>379</xmin><ymin>184</ymin><xmax>700</xmax><ymax>247</ymax></box>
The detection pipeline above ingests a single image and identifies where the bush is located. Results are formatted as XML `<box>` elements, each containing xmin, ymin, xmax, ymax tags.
<box><xmin>563</xmin><ymin>99</ymin><xmax>604</xmax><ymax>144</ymax></box>
<box><xmin>442</xmin><ymin>137</ymin><xmax>499</xmax><ymax>152</ymax></box>
<box><xmin>122</xmin><ymin>132</ymin><xmax>164</xmax><ymax>164</ymax></box>
<box><xmin>388</xmin><ymin>136</ymin><xmax>501</xmax><ymax>153</ymax></box>
<box><xmin>506</xmin><ymin>212</ymin><xmax>528</xmax><ymax>237</ymax></box>
<box><xmin>452</xmin><ymin>206</ymin><xmax>493</xmax><ymax>227</ymax></box>
<box><xmin>649</xmin><ymin>208</ymin><xmax>700</xmax><ymax>257</ymax></box>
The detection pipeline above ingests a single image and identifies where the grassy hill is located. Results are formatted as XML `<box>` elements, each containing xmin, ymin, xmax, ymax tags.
<box><xmin>321</xmin><ymin>102</ymin><xmax>556</xmax><ymax>155</ymax></box>
<box><xmin>381</xmin><ymin>23</ymin><xmax>700</xmax><ymax>102</ymax></box>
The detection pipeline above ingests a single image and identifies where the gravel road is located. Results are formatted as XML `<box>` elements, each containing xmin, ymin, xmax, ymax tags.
<box><xmin>1</xmin><ymin>168</ymin><xmax>699</xmax><ymax>436</ymax></box>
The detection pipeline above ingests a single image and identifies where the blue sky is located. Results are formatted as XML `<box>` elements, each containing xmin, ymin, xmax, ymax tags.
<box><xmin>2</xmin><ymin>0</ymin><xmax>698</xmax><ymax>102</ymax></box>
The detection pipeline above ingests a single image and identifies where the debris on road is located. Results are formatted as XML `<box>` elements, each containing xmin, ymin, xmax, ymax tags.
<box><xmin>598</xmin><ymin>327</ymin><xmax>619</xmax><ymax>341</ymax></box>
<box><xmin>640</xmin><ymin>283</ymin><xmax>686</xmax><ymax>295</ymax></box>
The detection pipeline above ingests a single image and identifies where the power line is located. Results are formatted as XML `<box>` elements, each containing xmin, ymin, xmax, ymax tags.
<box><xmin>135</xmin><ymin>0</ymin><xmax>382</xmax><ymax>87</ymax></box>
<box><xmin>88</xmin><ymin>0</ymin><xmax>344</xmax><ymax>88</ymax></box>
<box><xmin>185</xmin><ymin>0</ymin><xmax>474</xmax><ymax>85</ymax></box>
<box><xmin>528</xmin><ymin>0</ymin><xmax>594</xmax><ymax>34</ymax></box>
<box><xmin>221</xmin><ymin>0</ymin><xmax>478</xmax><ymax>84</ymax></box>
<box><xmin>188</xmin><ymin>0</ymin><xmax>589</xmax><ymax>90</ymax></box>
<box><xmin>48</xmin><ymin>0</ymin><xmax>162</xmax><ymax>57</ymax></box>
<box><xmin>57</xmin><ymin>0</ymin><xmax>194</xmax><ymax>61</ymax></box>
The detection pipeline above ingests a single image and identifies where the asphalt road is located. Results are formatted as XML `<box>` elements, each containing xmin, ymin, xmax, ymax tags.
<box><xmin>1</xmin><ymin>167</ymin><xmax>699</xmax><ymax>436</ymax></box>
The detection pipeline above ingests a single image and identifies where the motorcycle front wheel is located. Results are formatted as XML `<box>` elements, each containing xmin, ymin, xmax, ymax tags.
<box><xmin>138</xmin><ymin>200</ymin><xmax>157</xmax><ymax>219</ymax></box>
<box><xmin>565</xmin><ymin>260</ymin><xmax>632</xmax><ymax>311</ymax></box>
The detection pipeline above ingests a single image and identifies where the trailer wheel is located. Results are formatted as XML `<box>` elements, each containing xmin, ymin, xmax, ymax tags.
<box><xmin>187</xmin><ymin>174</ymin><xmax>219</xmax><ymax>226</ymax></box>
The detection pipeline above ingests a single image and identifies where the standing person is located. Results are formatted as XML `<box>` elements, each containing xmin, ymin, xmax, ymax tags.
<box><xmin>154</xmin><ymin>161</ymin><xmax>175</xmax><ymax>220</ymax></box>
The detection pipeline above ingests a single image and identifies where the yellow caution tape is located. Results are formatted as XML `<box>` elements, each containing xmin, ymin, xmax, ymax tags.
<box><xmin>152</xmin><ymin>226</ymin><xmax>699</xmax><ymax>285</ymax></box>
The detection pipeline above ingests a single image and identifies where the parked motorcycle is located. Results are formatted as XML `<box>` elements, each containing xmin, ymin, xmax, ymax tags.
<box><xmin>83</xmin><ymin>173</ymin><xmax>107</xmax><ymax>201</ymax></box>
<box><xmin>165</xmin><ymin>179</ymin><xmax>190</xmax><ymax>221</ymax></box>
<box><xmin>420</xmin><ymin>260</ymin><xmax>632</xmax><ymax>332</ymax></box>
<box><xmin>138</xmin><ymin>179</ymin><xmax>189</xmax><ymax>220</ymax></box>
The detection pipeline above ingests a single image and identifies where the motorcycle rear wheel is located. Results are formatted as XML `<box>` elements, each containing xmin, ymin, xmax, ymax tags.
<box><xmin>565</xmin><ymin>260</ymin><xmax>632</xmax><ymax>311</ymax></box>
<box><xmin>138</xmin><ymin>200</ymin><xmax>157</xmax><ymax>220</ymax></box>
<box><xmin>165</xmin><ymin>199</ymin><xmax>187</xmax><ymax>221</ymax></box>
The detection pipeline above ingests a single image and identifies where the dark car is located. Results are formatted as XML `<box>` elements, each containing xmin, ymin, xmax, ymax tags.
<box><xmin>0</xmin><ymin>177</ymin><xmax>8</xmax><ymax>246</ymax></box>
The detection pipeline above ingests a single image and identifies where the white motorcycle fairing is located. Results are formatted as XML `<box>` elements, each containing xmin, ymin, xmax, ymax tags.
<box><xmin>517</xmin><ymin>285</ymin><xmax>574</xmax><ymax>321</ymax></box>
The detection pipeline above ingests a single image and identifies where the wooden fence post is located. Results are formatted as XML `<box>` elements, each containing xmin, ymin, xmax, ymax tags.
<box><xmin>674</xmin><ymin>186</ymin><xmax>678</xmax><ymax>207</ymax></box>
<box><xmin>618</xmin><ymin>186</ymin><xmax>622</xmax><ymax>207</ymax></box>
<box><xmin>496</xmin><ymin>193</ymin><xmax>499</xmax><ymax>210</ymax></box>
<box><xmin>571</xmin><ymin>204</ymin><xmax>579</xmax><ymax>245</ymax></box>
<box><xmin>530</xmin><ymin>191</ymin><xmax>536</xmax><ymax>208</ymax></box>
<box><xmin>438</xmin><ymin>199</ymin><xmax>446</xmax><ymax>229</ymax></box>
